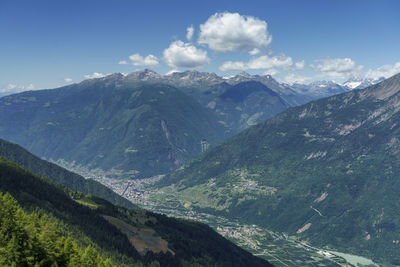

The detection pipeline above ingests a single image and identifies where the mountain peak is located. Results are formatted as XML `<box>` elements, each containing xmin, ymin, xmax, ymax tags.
<box><xmin>170</xmin><ymin>70</ymin><xmax>218</xmax><ymax>79</ymax></box>
<box><xmin>126</xmin><ymin>69</ymin><xmax>162</xmax><ymax>80</ymax></box>
<box><xmin>342</xmin><ymin>76</ymin><xmax>385</xmax><ymax>90</ymax></box>
<box><xmin>309</xmin><ymin>80</ymin><xmax>337</xmax><ymax>87</ymax></box>
<box><xmin>105</xmin><ymin>72</ymin><xmax>124</xmax><ymax>80</ymax></box>
<box><xmin>140</xmin><ymin>68</ymin><xmax>161</xmax><ymax>76</ymax></box>
<box><xmin>238</xmin><ymin>71</ymin><xmax>252</xmax><ymax>77</ymax></box>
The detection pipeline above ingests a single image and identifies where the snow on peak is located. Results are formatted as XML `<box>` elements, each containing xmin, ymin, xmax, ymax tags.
<box><xmin>343</xmin><ymin>81</ymin><xmax>362</xmax><ymax>89</ymax></box>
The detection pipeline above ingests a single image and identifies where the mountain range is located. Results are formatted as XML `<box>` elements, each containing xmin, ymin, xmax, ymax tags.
<box><xmin>0</xmin><ymin>70</ymin><xmax>379</xmax><ymax>179</ymax></box>
<box><xmin>154</xmin><ymin>73</ymin><xmax>400</xmax><ymax>266</ymax></box>
<box><xmin>0</xmin><ymin>67</ymin><xmax>396</xmax><ymax>265</ymax></box>
<box><xmin>123</xmin><ymin>69</ymin><xmax>381</xmax><ymax>105</ymax></box>
<box><xmin>0</xmin><ymin>76</ymin><xmax>227</xmax><ymax>178</ymax></box>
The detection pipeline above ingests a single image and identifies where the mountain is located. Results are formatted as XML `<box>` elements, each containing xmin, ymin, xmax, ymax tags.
<box><xmin>199</xmin><ymin>81</ymin><xmax>290</xmax><ymax>131</ymax></box>
<box><xmin>123</xmin><ymin>69</ymin><xmax>224</xmax><ymax>90</ymax></box>
<box><xmin>125</xmin><ymin>70</ymin><xmax>295</xmax><ymax>131</ymax></box>
<box><xmin>165</xmin><ymin>70</ymin><xmax>224</xmax><ymax>89</ymax></box>
<box><xmin>292</xmin><ymin>80</ymin><xmax>350</xmax><ymax>99</ymax></box>
<box><xmin>155</xmin><ymin>73</ymin><xmax>400</xmax><ymax>266</ymax></box>
<box><xmin>342</xmin><ymin>77</ymin><xmax>385</xmax><ymax>90</ymax></box>
<box><xmin>0</xmin><ymin>73</ymin><xmax>126</xmax><ymax>140</ymax></box>
<box><xmin>0</xmin><ymin>138</ymin><xmax>134</xmax><ymax>209</ymax></box>
<box><xmin>0</xmin><ymin>92</ymin><xmax>12</xmax><ymax>98</ymax></box>
<box><xmin>125</xmin><ymin>70</ymin><xmax>375</xmax><ymax>118</ymax></box>
<box><xmin>0</xmin><ymin>77</ymin><xmax>227</xmax><ymax>178</ymax></box>
<box><xmin>121</xmin><ymin>69</ymin><xmax>362</xmax><ymax>107</ymax></box>
<box><xmin>224</xmin><ymin>72</ymin><xmax>315</xmax><ymax>106</ymax></box>
<box><xmin>123</xmin><ymin>69</ymin><xmax>386</xmax><ymax>140</ymax></box>
<box><xmin>0</xmin><ymin>156</ymin><xmax>272</xmax><ymax>266</ymax></box>
<box><xmin>0</xmin><ymin>70</ymin><xmax>376</xmax><ymax>179</ymax></box>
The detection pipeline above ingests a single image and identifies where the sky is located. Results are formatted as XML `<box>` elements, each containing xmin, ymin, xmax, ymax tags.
<box><xmin>1</xmin><ymin>0</ymin><xmax>400</xmax><ymax>94</ymax></box>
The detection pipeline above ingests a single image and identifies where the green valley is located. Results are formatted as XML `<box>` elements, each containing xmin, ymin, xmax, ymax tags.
<box><xmin>0</xmin><ymin>156</ymin><xmax>272</xmax><ymax>266</ymax></box>
<box><xmin>2</xmin><ymin>2</ymin><xmax>399</xmax><ymax>266</ymax></box>
<box><xmin>152</xmin><ymin>73</ymin><xmax>400</xmax><ymax>266</ymax></box>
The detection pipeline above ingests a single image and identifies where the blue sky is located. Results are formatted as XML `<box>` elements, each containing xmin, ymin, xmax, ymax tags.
<box><xmin>1</xmin><ymin>0</ymin><xmax>399</xmax><ymax>94</ymax></box>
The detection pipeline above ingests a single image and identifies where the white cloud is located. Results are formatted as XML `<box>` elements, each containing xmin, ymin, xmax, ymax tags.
<box><xmin>165</xmin><ymin>69</ymin><xmax>180</xmax><ymax>75</ymax></box>
<box><xmin>198</xmin><ymin>12</ymin><xmax>272</xmax><ymax>52</ymax></box>
<box><xmin>186</xmin><ymin>25</ymin><xmax>194</xmax><ymax>41</ymax></box>
<box><xmin>219</xmin><ymin>61</ymin><xmax>246</xmax><ymax>71</ymax></box>
<box><xmin>219</xmin><ymin>54</ymin><xmax>293</xmax><ymax>71</ymax></box>
<box><xmin>7</xmin><ymin>84</ymin><xmax>16</xmax><ymax>90</ymax></box>
<box><xmin>1</xmin><ymin>83</ymin><xmax>35</xmax><ymax>94</ymax></box>
<box><xmin>365</xmin><ymin>61</ymin><xmax>400</xmax><ymax>80</ymax></box>
<box><xmin>295</xmin><ymin>60</ymin><xmax>305</xmax><ymax>70</ymax></box>
<box><xmin>128</xmin><ymin>53</ymin><xmax>159</xmax><ymax>66</ymax></box>
<box><xmin>64</xmin><ymin>78</ymin><xmax>72</xmax><ymax>83</ymax></box>
<box><xmin>163</xmin><ymin>40</ymin><xmax>210</xmax><ymax>69</ymax></box>
<box><xmin>118</xmin><ymin>60</ymin><xmax>128</xmax><ymax>65</ymax></box>
<box><xmin>0</xmin><ymin>84</ymin><xmax>17</xmax><ymax>94</ymax></box>
<box><xmin>280</xmin><ymin>74</ymin><xmax>311</xmax><ymax>85</ymax></box>
<box><xmin>250</xmin><ymin>55</ymin><xmax>293</xmax><ymax>69</ymax></box>
<box><xmin>84</xmin><ymin>72</ymin><xmax>106</xmax><ymax>79</ymax></box>
<box><xmin>262</xmin><ymin>69</ymin><xmax>279</xmax><ymax>76</ymax></box>
<box><xmin>311</xmin><ymin>57</ymin><xmax>363</xmax><ymax>78</ymax></box>
<box><xmin>248</xmin><ymin>48</ymin><xmax>260</xmax><ymax>56</ymax></box>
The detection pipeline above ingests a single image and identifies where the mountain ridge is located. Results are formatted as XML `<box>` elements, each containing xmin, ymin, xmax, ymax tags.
<box><xmin>154</xmin><ymin>73</ymin><xmax>400</xmax><ymax>266</ymax></box>
<box><xmin>0</xmin><ymin>138</ymin><xmax>134</xmax><ymax>209</ymax></box>
<box><xmin>0</xmin><ymin>69</ymin><xmax>386</xmax><ymax>179</ymax></box>
<box><xmin>0</xmin><ymin>83</ymin><xmax>227</xmax><ymax>178</ymax></box>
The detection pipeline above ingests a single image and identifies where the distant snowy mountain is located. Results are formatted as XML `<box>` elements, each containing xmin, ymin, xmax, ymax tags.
<box><xmin>342</xmin><ymin>77</ymin><xmax>385</xmax><ymax>89</ymax></box>
<box><xmin>117</xmin><ymin>69</ymin><xmax>381</xmax><ymax>107</ymax></box>
<box><xmin>342</xmin><ymin>79</ymin><xmax>363</xmax><ymax>89</ymax></box>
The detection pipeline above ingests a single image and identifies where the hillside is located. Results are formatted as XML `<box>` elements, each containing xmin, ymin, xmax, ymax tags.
<box><xmin>0</xmin><ymin>138</ymin><xmax>134</xmax><ymax>209</ymax></box>
<box><xmin>182</xmin><ymin>80</ymin><xmax>290</xmax><ymax>132</ymax></box>
<box><xmin>0</xmin><ymin>156</ymin><xmax>271</xmax><ymax>266</ymax></box>
<box><xmin>155</xmin><ymin>73</ymin><xmax>400</xmax><ymax>266</ymax></box>
<box><xmin>0</xmin><ymin>191</ymin><xmax>116</xmax><ymax>266</ymax></box>
<box><xmin>0</xmin><ymin>78</ymin><xmax>227</xmax><ymax>178</ymax></box>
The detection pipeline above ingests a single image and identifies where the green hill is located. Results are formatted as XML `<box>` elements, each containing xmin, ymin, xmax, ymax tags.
<box><xmin>0</xmin><ymin>156</ymin><xmax>271</xmax><ymax>266</ymax></box>
<box><xmin>0</xmin><ymin>191</ymin><xmax>116</xmax><ymax>266</ymax></box>
<box><xmin>155</xmin><ymin>73</ymin><xmax>400</xmax><ymax>266</ymax></box>
<box><xmin>0</xmin><ymin>138</ymin><xmax>134</xmax><ymax>209</ymax></box>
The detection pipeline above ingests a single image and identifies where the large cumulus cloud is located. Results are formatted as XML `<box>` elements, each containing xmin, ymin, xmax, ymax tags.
<box><xmin>163</xmin><ymin>40</ymin><xmax>210</xmax><ymax>69</ymax></box>
<box><xmin>198</xmin><ymin>12</ymin><xmax>272</xmax><ymax>53</ymax></box>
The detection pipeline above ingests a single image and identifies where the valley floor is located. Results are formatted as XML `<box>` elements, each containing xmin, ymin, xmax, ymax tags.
<box><xmin>57</xmin><ymin>163</ymin><xmax>377</xmax><ymax>267</ymax></box>
<box><xmin>93</xmin><ymin>176</ymin><xmax>375</xmax><ymax>267</ymax></box>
